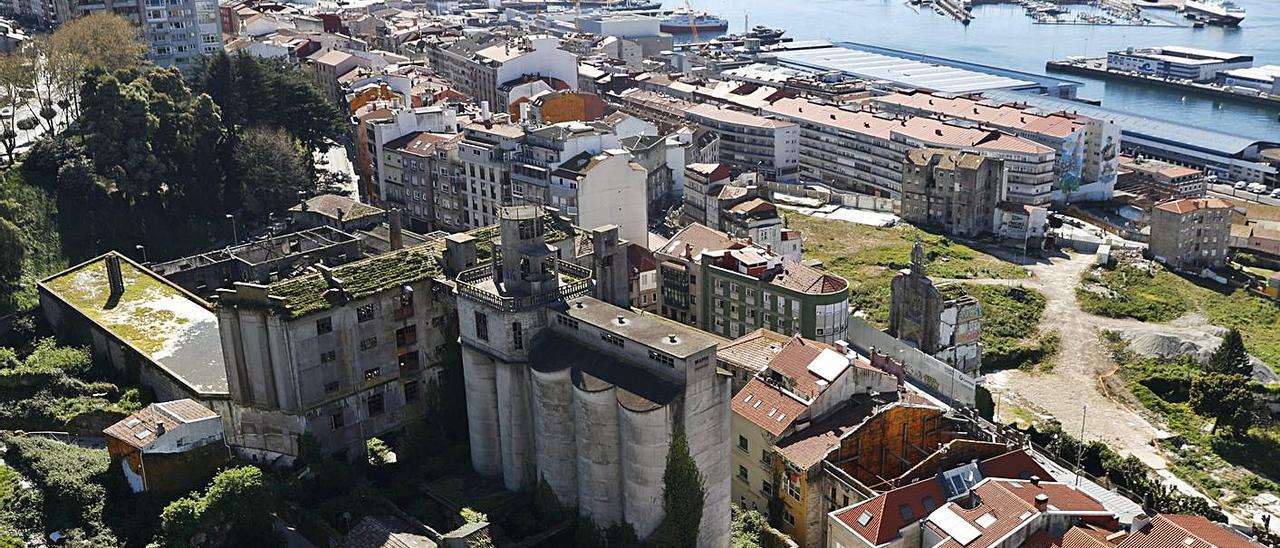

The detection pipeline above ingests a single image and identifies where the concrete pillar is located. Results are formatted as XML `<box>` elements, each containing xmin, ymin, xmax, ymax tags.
<box><xmin>496</xmin><ymin>360</ymin><xmax>535</xmax><ymax>491</ymax></box>
<box><xmin>620</xmin><ymin>403</ymin><xmax>671</xmax><ymax>539</ymax></box>
<box><xmin>530</xmin><ymin>367</ymin><xmax>577</xmax><ymax>505</ymax></box>
<box><xmin>462</xmin><ymin>347</ymin><xmax>502</xmax><ymax>477</ymax></box>
<box><xmin>573</xmin><ymin>384</ymin><xmax>623</xmax><ymax>526</ymax></box>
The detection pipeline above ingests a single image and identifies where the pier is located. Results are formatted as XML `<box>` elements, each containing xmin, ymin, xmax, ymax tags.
<box><xmin>1046</xmin><ymin>57</ymin><xmax>1280</xmax><ymax>108</ymax></box>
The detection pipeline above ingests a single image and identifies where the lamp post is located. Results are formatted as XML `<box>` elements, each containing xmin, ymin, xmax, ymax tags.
<box><xmin>135</xmin><ymin>244</ymin><xmax>147</xmax><ymax>264</ymax></box>
<box><xmin>225</xmin><ymin>214</ymin><xmax>239</xmax><ymax>244</ymax></box>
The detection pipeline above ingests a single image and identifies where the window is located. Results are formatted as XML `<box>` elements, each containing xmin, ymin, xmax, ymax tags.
<box><xmin>512</xmin><ymin>322</ymin><xmax>524</xmax><ymax>350</ymax></box>
<box><xmin>898</xmin><ymin>504</ymin><xmax>914</xmax><ymax>521</ymax></box>
<box><xmin>399</xmin><ymin>351</ymin><xmax>420</xmax><ymax>372</ymax></box>
<box><xmin>405</xmin><ymin>380</ymin><xmax>420</xmax><ymax>401</ymax></box>
<box><xmin>738</xmin><ymin>465</ymin><xmax>749</xmax><ymax>481</ymax></box>
<box><xmin>738</xmin><ymin>435</ymin><xmax>749</xmax><ymax>451</ymax></box>
<box><xmin>316</xmin><ymin>317</ymin><xmax>333</xmax><ymax>334</ymax></box>
<box><xmin>330</xmin><ymin>412</ymin><xmax>345</xmax><ymax>429</ymax></box>
<box><xmin>783</xmin><ymin>511</ymin><xmax>795</xmax><ymax>527</ymax></box>
<box><xmin>357</xmin><ymin>304</ymin><xmax>375</xmax><ymax>322</ymax></box>
<box><xmin>396</xmin><ymin>325</ymin><xmax>417</xmax><ymax>347</ymax></box>
<box><xmin>760</xmin><ymin>450</ymin><xmax>772</xmax><ymax>467</ymax></box>
<box><xmin>320</xmin><ymin>350</ymin><xmax>336</xmax><ymax>363</ymax></box>
<box><xmin>761</xmin><ymin>480</ymin><xmax>773</xmax><ymax>496</ymax></box>
<box><xmin>367</xmin><ymin>393</ymin><xmax>385</xmax><ymax>416</ymax></box>
<box><xmin>475</xmin><ymin>312</ymin><xmax>489</xmax><ymax>341</ymax></box>
<box><xmin>365</xmin><ymin>368</ymin><xmax>381</xmax><ymax>381</ymax></box>
<box><xmin>360</xmin><ymin>337</ymin><xmax>377</xmax><ymax>351</ymax></box>
<box><xmin>600</xmin><ymin>331</ymin><xmax>625</xmax><ymax>348</ymax></box>
<box><xmin>648</xmin><ymin>350</ymin><xmax>674</xmax><ymax>367</ymax></box>
<box><xmin>396</xmin><ymin>292</ymin><xmax>415</xmax><ymax>319</ymax></box>
<box><xmin>324</xmin><ymin>381</ymin><xmax>340</xmax><ymax>393</ymax></box>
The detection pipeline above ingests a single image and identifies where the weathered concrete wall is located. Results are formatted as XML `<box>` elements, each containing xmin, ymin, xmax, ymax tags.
<box><xmin>847</xmin><ymin>317</ymin><xmax>977</xmax><ymax>407</ymax></box>
<box><xmin>828</xmin><ymin>404</ymin><xmax>946</xmax><ymax>488</ymax></box>
<box><xmin>462</xmin><ymin>346</ymin><xmax>502</xmax><ymax>477</ymax></box>
<box><xmin>496</xmin><ymin>359</ymin><xmax>535</xmax><ymax>491</ymax></box>
<box><xmin>683</xmin><ymin>364</ymin><xmax>732</xmax><ymax>548</ymax></box>
<box><xmin>620</xmin><ymin>403</ymin><xmax>671</xmax><ymax>539</ymax></box>
<box><xmin>573</xmin><ymin>383</ymin><xmax>623</xmax><ymax>526</ymax></box>
<box><xmin>531</xmin><ymin>366</ymin><xmax>578</xmax><ymax>505</ymax></box>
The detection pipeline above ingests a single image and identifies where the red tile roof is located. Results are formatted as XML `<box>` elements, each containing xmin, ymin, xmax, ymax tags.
<box><xmin>979</xmin><ymin>449</ymin><xmax>1053</xmax><ymax>481</ymax></box>
<box><xmin>1153</xmin><ymin>198</ymin><xmax>1234</xmax><ymax>215</ymax></box>
<box><xmin>1119</xmin><ymin>515</ymin><xmax>1260</xmax><ymax>548</ymax></box>
<box><xmin>774</xmin><ymin>396</ymin><xmax>881</xmax><ymax>469</ymax></box>
<box><xmin>930</xmin><ymin>479</ymin><xmax>1110</xmax><ymax>548</ymax></box>
<box><xmin>834</xmin><ymin>475</ymin><xmax>947</xmax><ymax>545</ymax></box>
<box><xmin>718</xmin><ymin>328</ymin><xmax>791</xmax><ymax>377</ymax></box>
<box><xmin>765</xmin><ymin>335</ymin><xmax>839</xmax><ymax>398</ymax></box>
<box><xmin>104</xmin><ymin>399</ymin><xmax>220</xmax><ymax>450</ymax></box>
<box><xmin>732</xmin><ymin>377</ymin><xmax>807</xmax><ymax>437</ymax></box>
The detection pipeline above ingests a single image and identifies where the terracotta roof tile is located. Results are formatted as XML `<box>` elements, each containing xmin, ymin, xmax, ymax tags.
<box><xmin>1119</xmin><ymin>515</ymin><xmax>1260</xmax><ymax>548</ymax></box>
<box><xmin>718</xmin><ymin>328</ymin><xmax>790</xmax><ymax>376</ymax></box>
<box><xmin>732</xmin><ymin>378</ymin><xmax>807</xmax><ymax>437</ymax></box>
<box><xmin>833</xmin><ymin>475</ymin><xmax>947</xmax><ymax>545</ymax></box>
<box><xmin>1153</xmin><ymin>198</ymin><xmax>1234</xmax><ymax>215</ymax></box>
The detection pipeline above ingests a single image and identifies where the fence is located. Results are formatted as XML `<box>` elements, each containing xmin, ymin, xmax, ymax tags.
<box><xmin>763</xmin><ymin>181</ymin><xmax>899</xmax><ymax>214</ymax></box>
<box><xmin>845</xmin><ymin>317</ymin><xmax>979</xmax><ymax>407</ymax></box>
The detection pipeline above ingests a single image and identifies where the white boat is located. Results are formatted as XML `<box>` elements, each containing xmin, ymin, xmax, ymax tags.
<box><xmin>1182</xmin><ymin>0</ymin><xmax>1245</xmax><ymax>26</ymax></box>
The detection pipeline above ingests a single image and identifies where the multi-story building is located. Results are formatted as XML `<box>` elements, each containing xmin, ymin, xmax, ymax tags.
<box><xmin>1117</xmin><ymin>156</ymin><xmax>1209</xmax><ymax>202</ymax></box>
<box><xmin>143</xmin><ymin>0</ymin><xmax>223</xmax><ymax>69</ymax></box>
<box><xmin>872</xmin><ymin>91</ymin><xmax>1123</xmax><ymax>204</ymax></box>
<box><xmin>213</xmin><ymin>244</ymin><xmax>459</xmax><ymax>460</ymax></box>
<box><xmin>729</xmin><ymin>332</ymin><xmax>897</xmax><ymax>518</ymax></box>
<box><xmin>611</xmin><ymin>88</ymin><xmax>697</xmax><ymax>134</ymax></box>
<box><xmin>686</xmin><ymin>103</ymin><xmax>800</xmax><ymax>183</ymax></box>
<box><xmin>510</xmin><ymin>119</ymin><xmax>618</xmax><ymax>210</ymax></box>
<box><xmin>620</xmin><ymin>134</ymin><xmax>677</xmax><ymax>217</ymax></box>
<box><xmin>456</xmin><ymin>206</ymin><xmax>730</xmax><ymax>546</ymax></box>
<box><xmin>1107</xmin><ymin>46</ymin><xmax>1253</xmax><ymax>82</ymax></box>
<box><xmin>382</xmin><ymin>131</ymin><xmax>463</xmax><ymax>233</ymax></box>
<box><xmin>548</xmin><ymin>149</ymin><xmax>649</xmax><ymax>246</ymax></box>
<box><xmin>889</xmin><ymin>240</ymin><xmax>983</xmax><ymax>375</ymax></box>
<box><xmin>1149</xmin><ymin>197</ymin><xmax>1234</xmax><ymax>270</ymax></box>
<box><xmin>426</xmin><ymin>34</ymin><xmax>578</xmax><ymax>109</ymax></box>
<box><xmin>682</xmin><ymin>163</ymin><xmax>731</xmax><ymax>227</ymax></box>
<box><xmin>457</xmin><ymin>114</ymin><xmax>524</xmax><ymax>229</ymax></box>
<box><xmin>626</xmin><ymin>243</ymin><xmax>658</xmax><ymax>313</ymax></box>
<box><xmin>698</xmin><ymin>245</ymin><xmax>850</xmax><ymax>344</ymax></box>
<box><xmin>362</xmin><ymin>105</ymin><xmax>461</xmax><ymax>209</ymax></box>
<box><xmin>900</xmin><ymin>148</ymin><xmax>1004</xmax><ymax>238</ymax></box>
<box><xmin>762</xmin><ymin>97</ymin><xmax>1056</xmax><ymax>202</ymax></box>
<box><xmin>711</xmin><ymin>181</ymin><xmax>803</xmax><ymax>262</ymax></box>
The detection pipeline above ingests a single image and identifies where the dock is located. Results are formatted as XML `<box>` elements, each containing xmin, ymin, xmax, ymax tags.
<box><xmin>1046</xmin><ymin>58</ymin><xmax>1280</xmax><ymax>108</ymax></box>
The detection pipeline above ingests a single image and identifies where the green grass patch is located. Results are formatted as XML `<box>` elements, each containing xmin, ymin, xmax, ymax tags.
<box><xmin>1082</xmin><ymin>263</ymin><xmax>1280</xmax><ymax>368</ymax></box>
<box><xmin>786</xmin><ymin>213</ymin><xmax>1027</xmax><ymax>327</ymax></box>
<box><xmin>0</xmin><ymin>169</ymin><xmax>68</xmax><ymax>315</ymax></box>
<box><xmin>1077</xmin><ymin>264</ymin><xmax>1189</xmax><ymax>322</ymax></box>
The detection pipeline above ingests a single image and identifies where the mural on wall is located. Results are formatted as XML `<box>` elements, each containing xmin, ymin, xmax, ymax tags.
<box><xmin>1056</xmin><ymin>130</ymin><xmax>1086</xmax><ymax>192</ymax></box>
<box><xmin>1097</xmin><ymin>123</ymin><xmax>1121</xmax><ymax>189</ymax></box>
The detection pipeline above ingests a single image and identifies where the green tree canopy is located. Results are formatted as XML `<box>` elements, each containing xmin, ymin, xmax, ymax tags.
<box><xmin>1207</xmin><ymin>328</ymin><xmax>1251</xmax><ymax>377</ymax></box>
<box><xmin>660</xmin><ymin>427</ymin><xmax>705</xmax><ymax>548</ymax></box>
<box><xmin>1190</xmin><ymin>372</ymin><xmax>1255</xmax><ymax>436</ymax></box>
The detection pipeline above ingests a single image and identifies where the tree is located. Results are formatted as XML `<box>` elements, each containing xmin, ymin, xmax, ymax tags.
<box><xmin>0</xmin><ymin>54</ymin><xmax>32</xmax><ymax>164</ymax></box>
<box><xmin>660</xmin><ymin>427</ymin><xmax>705</xmax><ymax>548</ymax></box>
<box><xmin>232</xmin><ymin>127</ymin><xmax>312</xmax><ymax>218</ymax></box>
<box><xmin>0</xmin><ymin>217</ymin><xmax>22</xmax><ymax>283</ymax></box>
<box><xmin>161</xmin><ymin>466</ymin><xmax>280</xmax><ymax>547</ymax></box>
<box><xmin>1190</xmin><ymin>372</ymin><xmax>1255</xmax><ymax>436</ymax></box>
<box><xmin>158</xmin><ymin>497</ymin><xmax>202</xmax><ymax>548</ymax></box>
<box><xmin>48</xmin><ymin>13</ymin><xmax>146</xmax><ymax>116</ymax></box>
<box><xmin>1207</xmin><ymin>328</ymin><xmax>1251</xmax><ymax>377</ymax></box>
<box><xmin>366</xmin><ymin>437</ymin><xmax>390</xmax><ymax>466</ymax></box>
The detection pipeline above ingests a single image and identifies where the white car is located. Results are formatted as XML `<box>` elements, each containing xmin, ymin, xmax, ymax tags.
<box><xmin>1271</xmin><ymin>188</ymin><xmax>1280</xmax><ymax>199</ymax></box>
<box><xmin>1248</xmin><ymin>183</ymin><xmax>1268</xmax><ymax>194</ymax></box>
<box><xmin>1234</xmin><ymin>181</ymin><xmax>1248</xmax><ymax>190</ymax></box>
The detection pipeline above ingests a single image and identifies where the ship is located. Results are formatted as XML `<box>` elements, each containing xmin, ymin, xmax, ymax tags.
<box><xmin>1182</xmin><ymin>0</ymin><xmax>1245</xmax><ymax>26</ymax></box>
<box><xmin>659</xmin><ymin>12</ymin><xmax>730</xmax><ymax>33</ymax></box>
<box><xmin>746</xmin><ymin>25</ymin><xmax>785</xmax><ymax>41</ymax></box>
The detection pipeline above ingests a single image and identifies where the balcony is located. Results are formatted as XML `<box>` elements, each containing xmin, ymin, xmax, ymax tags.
<box><xmin>457</xmin><ymin>260</ymin><xmax>593</xmax><ymax>312</ymax></box>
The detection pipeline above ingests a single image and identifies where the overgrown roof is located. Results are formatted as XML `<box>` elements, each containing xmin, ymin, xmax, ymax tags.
<box><xmin>268</xmin><ymin>243</ymin><xmax>444</xmax><ymax>319</ymax></box>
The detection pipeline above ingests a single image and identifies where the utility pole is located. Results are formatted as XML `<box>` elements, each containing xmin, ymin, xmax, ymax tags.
<box><xmin>1075</xmin><ymin>403</ymin><xmax>1087</xmax><ymax>486</ymax></box>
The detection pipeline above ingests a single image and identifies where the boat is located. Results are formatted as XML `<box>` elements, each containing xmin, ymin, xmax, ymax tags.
<box><xmin>659</xmin><ymin>12</ymin><xmax>729</xmax><ymax>33</ymax></box>
<box><xmin>598</xmin><ymin>0</ymin><xmax>663</xmax><ymax>11</ymax></box>
<box><xmin>746</xmin><ymin>25</ymin><xmax>785</xmax><ymax>41</ymax></box>
<box><xmin>1181</xmin><ymin>0</ymin><xmax>1245</xmax><ymax>26</ymax></box>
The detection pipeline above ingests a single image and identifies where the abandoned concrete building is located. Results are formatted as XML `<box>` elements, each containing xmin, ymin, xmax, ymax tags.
<box><xmin>900</xmin><ymin>148</ymin><xmax>1003</xmax><ymax>239</ymax></box>
<box><xmin>457</xmin><ymin>206</ymin><xmax>731</xmax><ymax>546</ymax></box>
<box><xmin>888</xmin><ymin>240</ymin><xmax>982</xmax><ymax>375</ymax></box>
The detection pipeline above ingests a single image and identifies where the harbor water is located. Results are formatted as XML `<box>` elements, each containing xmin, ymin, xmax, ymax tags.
<box><xmin>673</xmin><ymin>0</ymin><xmax>1280</xmax><ymax>139</ymax></box>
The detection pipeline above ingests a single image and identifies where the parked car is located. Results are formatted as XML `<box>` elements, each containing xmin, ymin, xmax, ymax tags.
<box><xmin>1271</xmin><ymin>188</ymin><xmax>1280</xmax><ymax>199</ymax></box>
<box><xmin>1234</xmin><ymin>181</ymin><xmax>1248</xmax><ymax>190</ymax></box>
<box><xmin>1248</xmin><ymin>183</ymin><xmax>1268</xmax><ymax>194</ymax></box>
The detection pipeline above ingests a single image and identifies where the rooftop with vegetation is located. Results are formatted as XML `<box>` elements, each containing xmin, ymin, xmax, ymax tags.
<box><xmin>40</xmin><ymin>254</ymin><xmax>228</xmax><ymax>395</ymax></box>
<box><xmin>268</xmin><ymin>243</ymin><xmax>446</xmax><ymax>319</ymax></box>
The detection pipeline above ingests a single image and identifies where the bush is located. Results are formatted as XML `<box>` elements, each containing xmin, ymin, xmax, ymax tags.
<box><xmin>0</xmin><ymin>434</ymin><xmax>115</xmax><ymax>543</ymax></box>
<box><xmin>366</xmin><ymin>437</ymin><xmax>390</xmax><ymax>466</ymax></box>
<box><xmin>160</xmin><ymin>466</ymin><xmax>280</xmax><ymax>547</ymax></box>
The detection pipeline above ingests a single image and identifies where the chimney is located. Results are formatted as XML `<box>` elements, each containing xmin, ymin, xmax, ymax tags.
<box><xmin>1130</xmin><ymin>514</ymin><xmax>1150</xmax><ymax>533</ymax></box>
<box><xmin>481</xmin><ymin>100</ymin><xmax>492</xmax><ymax>121</ymax></box>
<box><xmin>336</xmin><ymin>207</ymin><xmax>346</xmax><ymax>221</ymax></box>
<box><xmin>684</xmin><ymin>243</ymin><xmax>693</xmax><ymax>259</ymax></box>
<box><xmin>105</xmin><ymin>254</ymin><xmax>125</xmax><ymax>298</ymax></box>
<box><xmin>155</xmin><ymin>420</ymin><xmax>166</xmax><ymax>437</ymax></box>
<box><xmin>389</xmin><ymin>209</ymin><xmax>404</xmax><ymax>250</ymax></box>
<box><xmin>1029</xmin><ymin>475</ymin><xmax>1040</xmax><ymax>486</ymax></box>
<box><xmin>1033</xmin><ymin>493</ymin><xmax>1049</xmax><ymax>511</ymax></box>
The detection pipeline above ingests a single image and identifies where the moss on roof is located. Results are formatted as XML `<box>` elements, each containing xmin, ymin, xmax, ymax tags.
<box><xmin>269</xmin><ymin>243</ymin><xmax>445</xmax><ymax>318</ymax></box>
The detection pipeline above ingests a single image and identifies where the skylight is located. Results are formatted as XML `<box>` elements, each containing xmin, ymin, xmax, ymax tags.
<box><xmin>134</xmin><ymin>430</ymin><xmax>152</xmax><ymax>440</ymax></box>
<box><xmin>975</xmin><ymin>513</ymin><xmax>998</xmax><ymax>529</ymax></box>
<box><xmin>857</xmin><ymin>511</ymin><xmax>873</xmax><ymax>527</ymax></box>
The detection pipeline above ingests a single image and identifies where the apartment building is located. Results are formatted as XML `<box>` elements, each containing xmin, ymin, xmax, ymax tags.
<box><xmin>682</xmin><ymin>163</ymin><xmax>731</xmax><ymax>227</ymax></box>
<box><xmin>1117</xmin><ymin>156</ymin><xmax>1209</xmax><ymax>202</ymax></box>
<box><xmin>362</xmin><ymin>105</ymin><xmax>461</xmax><ymax>209</ymax></box>
<box><xmin>457</xmin><ymin>115</ymin><xmax>524</xmax><ymax>229</ymax></box>
<box><xmin>900</xmin><ymin>148</ymin><xmax>1004</xmax><ymax>238</ymax></box>
<box><xmin>686</xmin><ymin>103</ymin><xmax>800</xmax><ymax>183</ymax></box>
<box><xmin>729</xmin><ymin>333</ymin><xmax>897</xmax><ymax>516</ymax></box>
<box><xmin>872</xmin><ymin>91</ymin><xmax>1122</xmax><ymax>204</ymax></box>
<box><xmin>620</xmin><ymin>134</ymin><xmax>677</xmax><ymax>217</ymax></box>
<box><xmin>699</xmin><ymin>245</ymin><xmax>850</xmax><ymax>344</ymax></box>
<box><xmin>762</xmin><ymin>98</ymin><xmax>1055</xmax><ymax>202</ymax></box>
<box><xmin>382</xmin><ymin>131</ymin><xmax>462</xmax><ymax>232</ymax></box>
<box><xmin>1149</xmin><ymin>197</ymin><xmax>1234</xmax><ymax>270</ymax></box>
<box><xmin>426</xmin><ymin>34</ymin><xmax>578</xmax><ymax>108</ymax></box>
<box><xmin>74</xmin><ymin>0</ymin><xmax>221</xmax><ymax>70</ymax></box>
<box><xmin>510</xmin><ymin>120</ymin><xmax>619</xmax><ymax>209</ymax></box>
<box><xmin>548</xmin><ymin>149</ymin><xmax>649</xmax><ymax>246</ymax></box>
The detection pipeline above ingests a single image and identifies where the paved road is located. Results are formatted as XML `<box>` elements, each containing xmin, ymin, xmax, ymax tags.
<box><xmin>1209</xmin><ymin>183</ymin><xmax>1280</xmax><ymax>208</ymax></box>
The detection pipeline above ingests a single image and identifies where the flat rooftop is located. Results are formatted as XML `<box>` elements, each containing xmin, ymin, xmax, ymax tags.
<box><xmin>771</xmin><ymin>42</ymin><xmax>1078</xmax><ymax>95</ymax></box>
<box><xmin>981</xmin><ymin>90</ymin><xmax>1277</xmax><ymax>154</ymax></box>
<box><xmin>41</xmin><ymin>254</ymin><xmax>228</xmax><ymax>395</ymax></box>
<box><xmin>267</xmin><ymin>243</ymin><xmax>444</xmax><ymax>319</ymax></box>
<box><xmin>558</xmin><ymin>296</ymin><xmax>719</xmax><ymax>359</ymax></box>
